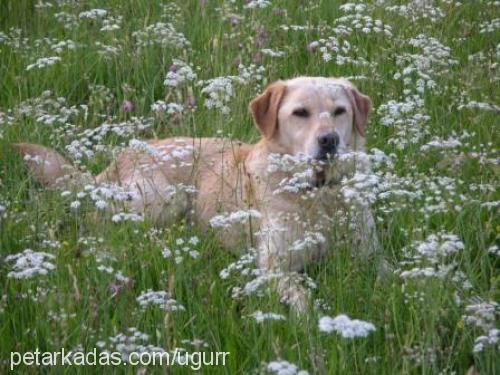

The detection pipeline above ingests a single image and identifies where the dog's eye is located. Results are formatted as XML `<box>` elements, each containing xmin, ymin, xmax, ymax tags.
<box><xmin>292</xmin><ymin>108</ymin><xmax>310</xmax><ymax>118</ymax></box>
<box><xmin>333</xmin><ymin>107</ymin><xmax>346</xmax><ymax>116</ymax></box>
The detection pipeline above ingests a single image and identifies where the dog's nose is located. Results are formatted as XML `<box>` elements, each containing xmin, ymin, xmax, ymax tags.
<box><xmin>317</xmin><ymin>132</ymin><xmax>339</xmax><ymax>152</ymax></box>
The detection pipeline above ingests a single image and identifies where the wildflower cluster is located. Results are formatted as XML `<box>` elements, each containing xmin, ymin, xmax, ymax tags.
<box><xmin>161</xmin><ymin>236</ymin><xmax>201</xmax><ymax>264</ymax></box>
<box><xmin>136</xmin><ymin>290</ymin><xmax>185</xmax><ymax>312</ymax></box>
<box><xmin>5</xmin><ymin>249</ymin><xmax>56</xmax><ymax>279</ymax></box>
<box><xmin>132</xmin><ymin>22</ymin><xmax>191</xmax><ymax>49</ymax></box>
<box><xmin>396</xmin><ymin>232</ymin><xmax>468</xmax><ymax>282</ymax></box>
<box><xmin>462</xmin><ymin>299</ymin><xmax>500</xmax><ymax>353</ymax></box>
<box><xmin>1</xmin><ymin>0</ymin><xmax>498</xmax><ymax>372</ymax></box>
<box><xmin>319</xmin><ymin>314</ymin><xmax>376</xmax><ymax>338</ymax></box>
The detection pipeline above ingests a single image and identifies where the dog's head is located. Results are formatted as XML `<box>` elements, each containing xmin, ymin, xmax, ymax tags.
<box><xmin>250</xmin><ymin>77</ymin><xmax>372</xmax><ymax>159</ymax></box>
<box><xmin>250</xmin><ymin>77</ymin><xmax>371</xmax><ymax>182</ymax></box>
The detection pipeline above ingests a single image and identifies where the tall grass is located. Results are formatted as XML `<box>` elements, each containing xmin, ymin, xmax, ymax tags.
<box><xmin>0</xmin><ymin>0</ymin><xmax>498</xmax><ymax>374</ymax></box>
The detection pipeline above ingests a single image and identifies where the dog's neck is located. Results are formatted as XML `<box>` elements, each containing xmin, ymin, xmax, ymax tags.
<box><xmin>349</xmin><ymin>131</ymin><xmax>366</xmax><ymax>152</ymax></box>
<box><xmin>244</xmin><ymin>139</ymin><xmax>284</xmax><ymax>176</ymax></box>
<box><xmin>244</xmin><ymin>139</ymin><xmax>323</xmax><ymax>193</ymax></box>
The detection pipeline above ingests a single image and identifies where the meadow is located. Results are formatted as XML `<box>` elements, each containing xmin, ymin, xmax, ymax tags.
<box><xmin>0</xmin><ymin>0</ymin><xmax>499</xmax><ymax>373</ymax></box>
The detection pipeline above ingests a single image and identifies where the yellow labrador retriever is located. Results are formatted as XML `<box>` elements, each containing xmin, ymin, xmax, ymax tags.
<box><xmin>15</xmin><ymin>77</ymin><xmax>376</xmax><ymax>311</ymax></box>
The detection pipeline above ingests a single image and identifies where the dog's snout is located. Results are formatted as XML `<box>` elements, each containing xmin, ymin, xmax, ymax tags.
<box><xmin>315</xmin><ymin>132</ymin><xmax>340</xmax><ymax>161</ymax></box>
<box><xmin>317</xmin><ymin>132</ymin><xmax>339</xmax><ymax>150</ymax></box>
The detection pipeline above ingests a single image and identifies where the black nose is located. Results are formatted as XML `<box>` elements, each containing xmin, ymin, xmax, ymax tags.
<box><xmin>317</xmin><ymin>132</ymin><xmax>339</xmax><ymax>152</ymax></box>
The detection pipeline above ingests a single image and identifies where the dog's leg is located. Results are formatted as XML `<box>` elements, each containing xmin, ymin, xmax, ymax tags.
<box><xmin>353</xmin><ymin>205</ymin><xmax>379</xmax><ymax>255</ymax></box>
<box><xmin>351</xmin><ymin>205</ymin><xmax>394</xmax><ymax>277</ymax></box>
<box><xmin>256</xmin><ymin>217</ymin><xmax>310</xmax><ymax>313</ymax></box>
<box><xmin>276</xmin><ymin>274</ymin><xmax>309</xmax><ymax>313</ymax></box>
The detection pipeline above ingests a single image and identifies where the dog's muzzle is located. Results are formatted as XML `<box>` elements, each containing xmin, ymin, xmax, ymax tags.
<box><xmin>315</xmin><ymin>132</ymin><xmax>340</xmax><ymax>161</ymax></box>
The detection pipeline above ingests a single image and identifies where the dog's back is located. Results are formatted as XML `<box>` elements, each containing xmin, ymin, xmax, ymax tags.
<box><xmin>15</xmin><ymin>138</ymin><xmax>256</xmax><ymax>241</ymax></box>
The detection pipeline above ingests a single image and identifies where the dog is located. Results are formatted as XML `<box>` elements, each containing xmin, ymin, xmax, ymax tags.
<box><xmin>15</xmin><ymin>77</ymin><xmax>377</xmax><ymax>311</ymax></box>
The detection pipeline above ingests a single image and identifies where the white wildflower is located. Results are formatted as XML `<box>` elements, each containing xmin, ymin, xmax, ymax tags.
<box><xmin>5</xmin><ymin>249</ymin><xmax>56</xmax><ymax>279</ymax></box>
<box><xmin>245</xmin><ymin>0</ymin><xmax>272</xmax><ymax>9</ymax></box>
<box><xmin>261</xmin><ymin>48</ymin><xmax>285</xmax><ymax>57</ymax></box>
<box><xmin>200</xmin><ymin>77</ymin><xmax>234</xmax><ymax>114</ymax></box>
<box><xmin>403</xmin><ymin>232</ymin><xmax>465</xmax><ymax>264</ymax></box>
<box><xmin>421</xmin><ymin>136</ymin><xmax>462</xmax><ymax>151</ymax></box>
<box><xmin>111</xmin><ymin>213</ymin><xmax>144</xmax><ymax>223</ymax></box>
<box><xmin>488</xmin><ymin>245</ymin><xmax>499</xmax><ymax>256</ymax></box>
<box><xmin>457</xmin><ymin>101</ymin><xmax>500</xmax><ymax>112</ymax></box>
<box><xmin>319</xmin><ymin>315</ymin><xmax>376</xmax><ymax>338</ymax></box>
<box><xmin>462</xmin><ymin>300</ymin><xmax>499</xmax><ymax>331</ymax></box>
<box><xmin>50</xmin><ymin>39</ymin><xmax>76</xmax><ymax>54</ymax></box>
<box><xmin>133</xmin><ymin>22</ymin><xmax>190</xmax><ymax>49</ymax></box>
<box><xmin>341</xmin><ymin>172</ymin><xmax>379</xmax><ymax>207</ymax></box>
<box><xmin>289</xmin><ymin>231</ymin><xmax>326</xmax><ymax>252</ymax></box>
<box><xmin>128</xmin><ymin>139</ymin><xmax>158</xmax><ymax>155</ymax></box>
<box><xmin>266</xmin><ymin>360</ymin><xmax>309</xmax><ymax>375</ymax></box>
<box><xmin>151</xmin><ymin>101</ymin><xmax>184</xmax><ymax>115</ymax></box>
<box><xmin>188</xmin><ymin>236</ymin><xmax>199</xmax><ymax>245</ymax></box>
<box><xmin>473</xmin><ymin>329</ymin><xmax>500</xmax><ymax>353</ymax></box>
<box><xmin>137</xmin><ymin>290</ymin><xmax>185</xmax><ymax>311</ymax></box>
<box><xmin>97</xmin><ymin>265</ymin><xmax>113</xmax><ymax>274</ymax></box>
<box><xmin>100</xmin><ymin>16</ymin><xmax>122</xmax><ymax>32</ymax></box>
<box><xmin>79</xmin><ymin>9</ymin><xmax>107</xmax><ymax>19</ymax></box>
<box><xmin>26</xmin><ymin>56</ymin><xmax>61</xmax><ymax>71</ymax></box>
<box><xmin>102</xmin><ymin>328</ymin><xmax>165</xmax><ymax>362</ymax></box>
<box><xmin>267</xmin><ymin>153</ymin><xmax>312</xmax><ymax>174</ymax></box>
<box><xmin>219</xmin><ymin>250</ymin><xmax>256</xmax><ymax>279</ymax></box>
<box><xmin>479</xmin><ymin>18</ymin><xmax>500</xmax><ymax>33</ymax></box>
<box><xmin>70</xmin><ymin>200</ymin><xmax>81</xmax><ymax>210</ymax></box>
<box><xmin>209</xmin><ymin>209</ymin><xmax>262</xmax><ymax>229</ymax></box>
<box><xmin>95</xmin><ymin>200</ymin><xmax>108</xmax><ymax>210</ymax></box>
<box><xmin>250</xmin><ymin>311</ymin><xmax>286</xmax><ymax>323</ymax></box>
<box><xmin>163</xmin><ymin>59</ymin><xmax>196</xmax><ymax>87</ymax></box>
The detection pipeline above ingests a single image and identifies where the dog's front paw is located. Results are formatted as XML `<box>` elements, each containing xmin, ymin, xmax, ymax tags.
<box><xmin>277</xmin><ymin>276</ymin><xmax>309</xmax><ymax>314</ymax></box>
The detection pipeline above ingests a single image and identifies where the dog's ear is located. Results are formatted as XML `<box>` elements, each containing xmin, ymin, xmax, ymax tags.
<box><xmin>249</xmin><ymin>81</ymin><xmax>286</xmax><ymax>139</ymax></box>
<box><xmin>346</xmin><ymin>86</ymin><xmax>372</xmax><ymax>137</ymax></box>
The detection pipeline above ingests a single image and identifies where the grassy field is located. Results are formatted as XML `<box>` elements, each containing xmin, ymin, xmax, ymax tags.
<box><xmin>0</xmin><ymin>0</ymin><xmax>499</xmax><ymax>373</ymax></box>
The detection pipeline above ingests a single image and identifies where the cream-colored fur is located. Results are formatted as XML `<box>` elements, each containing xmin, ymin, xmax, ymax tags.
<box><xmin>15</xmin><ymin>77</ymin><xmax>377</xmax><ymax>312</ymax></box>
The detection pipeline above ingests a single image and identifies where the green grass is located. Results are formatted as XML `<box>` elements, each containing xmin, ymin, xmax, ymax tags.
<box><xmin>0</xmin><ymin>0</ymin><xmax>498</xmax><ymax>374</ymax></box>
